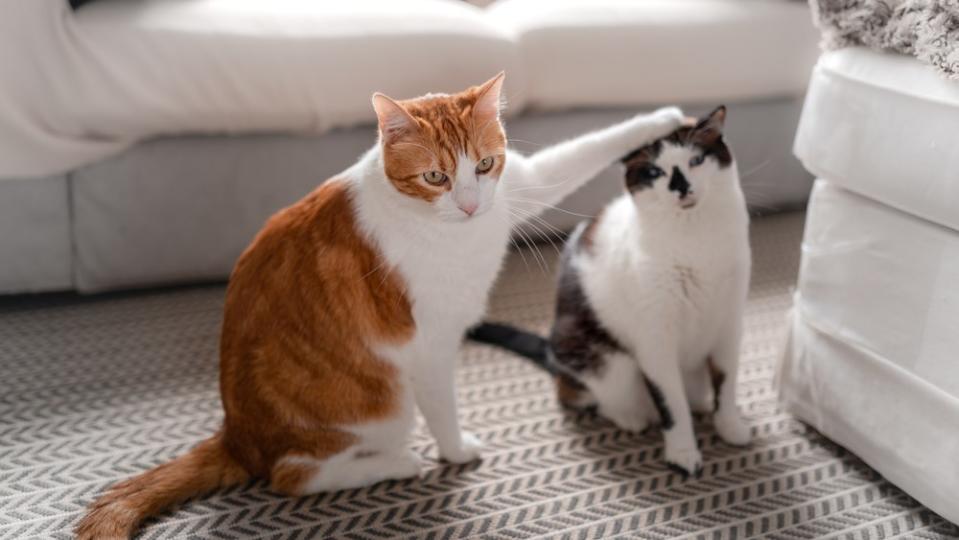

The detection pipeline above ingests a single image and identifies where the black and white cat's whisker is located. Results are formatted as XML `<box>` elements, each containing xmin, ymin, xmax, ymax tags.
<box><xmin>737</xmin><ymin>161</ymin><xmax>781</xmax><ymax>210</ymax></box>
<box><xmin>743</xmin><ymin>196</ymin><xmax>778</xmax><ymax>214</ymax></box>
<box><xmin>738</xmin><ymin>159</ymin><xmax>772</xmax><ymax>181</ymax></box>
<box><xmin>740</xmin><ymin>186</ymin><xmax>780</xmax><ymax>214</ymax></box>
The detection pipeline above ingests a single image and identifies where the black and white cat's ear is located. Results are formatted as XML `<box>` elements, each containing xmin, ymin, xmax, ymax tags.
<box><xmin>372</xmin><ymin>93</ymin><xmax>419</xmax><ymax>140</ymax></box>
<box><xmin>697</xmin><ymin>105</ymin><xmax>726</xmax><ymax>130</ymax></box>
<box><xmin>693</xmin><ymin>105</ymin><xmax>726</xmax><ymax>144</ymax></box>
<box><xmin>473</xmin><ymin>71</ymin><xmax>506</xmax><ymax>124</ymax></box>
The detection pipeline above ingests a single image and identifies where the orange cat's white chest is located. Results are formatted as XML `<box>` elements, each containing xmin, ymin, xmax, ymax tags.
<box><xmin>398</xmin><ymin>215</ymin><xmax>511</xmax><ymax>337</ymax></box>
<box><xmin>351</xmin><ymin>171</ymin><xmax>512</xmax><ymax>343</ymax></box>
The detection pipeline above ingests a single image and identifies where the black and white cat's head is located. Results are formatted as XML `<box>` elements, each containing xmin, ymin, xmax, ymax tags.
<box><xmin>620</xmin><ymin>106</ymin><xmax>733</xmax><ymax>212</ymax></box>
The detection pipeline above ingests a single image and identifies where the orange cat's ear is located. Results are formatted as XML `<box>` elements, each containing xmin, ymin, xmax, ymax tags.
<box><xmin>472</xmin><ymin>72</ymin><xmax>505</xmax><ymax>125</ymax></box>
<box><xmin>372</xmin><ymin>93</ymin><xmax>418</xmax><ymax>141</ymax></box>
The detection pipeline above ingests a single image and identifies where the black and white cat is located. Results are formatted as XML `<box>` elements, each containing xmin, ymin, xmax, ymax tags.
<box><xmin>470</xmin><ymin>107</ymin><xmax>751</xmax><ymax>477</ymax></box>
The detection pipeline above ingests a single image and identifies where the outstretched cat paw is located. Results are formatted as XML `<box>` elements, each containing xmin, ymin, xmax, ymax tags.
<box><xmin>439</xmin><ymin>432</ymin><xmax>483</xmax><ymax>464</ymax></box>
<box><xmin>650</xmin><ymin>106</ymin><xmax>684</xmax><ymax>127</ymax></box>
<box><xmin>715</xmin><ymin>412</ymin><xmax>751</xmax><ymax>446</ymax></box>
<box><xmin>665</xmin><ymin>447</ymin><xmax>703</xmax><ymax>479</ymax></box>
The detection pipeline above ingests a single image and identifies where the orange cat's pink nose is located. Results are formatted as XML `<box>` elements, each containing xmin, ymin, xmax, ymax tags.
<box><xmin>459</xmin><ymin>202</ymin><xmax>478</xmax><ymax>216</ymax></box>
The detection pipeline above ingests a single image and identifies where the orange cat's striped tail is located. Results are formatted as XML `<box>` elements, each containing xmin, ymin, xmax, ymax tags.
<box><xmin>75</xmin><ymin>432</ymin><xmax>249</xmax><ymax>540</ymax></box>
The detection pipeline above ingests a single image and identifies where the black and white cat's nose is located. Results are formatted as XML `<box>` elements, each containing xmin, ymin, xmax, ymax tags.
<box><xmin>669</xmin><ymin>166</ymin><xmax>692</xmax><ymax>199</ymax></box>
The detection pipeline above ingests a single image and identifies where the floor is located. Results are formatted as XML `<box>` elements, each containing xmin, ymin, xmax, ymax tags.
<box><xmin>1</xmin><ymin>211</ymin><xmax>957</xmax><ymax>540</ymax></box>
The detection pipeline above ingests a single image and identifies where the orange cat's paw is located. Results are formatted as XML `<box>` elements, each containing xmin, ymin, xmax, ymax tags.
<box><xmin>649</xmin><ymin>106</ymin><xmax>684</xmax><ymax>128</ymax></box>
<box><xmin>439</xmin><ymin>432</ymin><xmax>483</xmax><ymax>464</ymax></box>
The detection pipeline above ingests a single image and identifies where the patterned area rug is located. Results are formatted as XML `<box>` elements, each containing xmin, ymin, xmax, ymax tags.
<box><xmin>1</xmin><ymin>211</ymin><xmax>957</xmax><ymax>540</ymax></box>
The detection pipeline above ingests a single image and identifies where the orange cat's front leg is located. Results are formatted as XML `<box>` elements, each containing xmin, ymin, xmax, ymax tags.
<box><xmin>408</xmin><ymin>339</ymin><xmax>483</xmax><ymax>464</ymax></box>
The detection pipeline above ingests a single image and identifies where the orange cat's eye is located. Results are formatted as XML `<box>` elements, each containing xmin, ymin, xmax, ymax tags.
<box><xmin>423</xmin><ymin>171</ymin><xmax>448</xmax><ymax>185</ymax></box>
<box><xmin>476</xmin><ymin>156</ymin><xmax>495</xmax><ymax>174</ymax></box>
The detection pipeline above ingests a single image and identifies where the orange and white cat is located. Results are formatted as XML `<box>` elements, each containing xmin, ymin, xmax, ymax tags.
<box><xmin>76</xmin><ymin>73</ymin><xmax>682</xmax><ymax>539</ymax></box>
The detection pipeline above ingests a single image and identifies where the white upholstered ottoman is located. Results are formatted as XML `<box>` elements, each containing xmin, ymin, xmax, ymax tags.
<box><xmin>779</xmin><ymin>48</ymin><xmax>959</xmax><ymax>523</ymax></box>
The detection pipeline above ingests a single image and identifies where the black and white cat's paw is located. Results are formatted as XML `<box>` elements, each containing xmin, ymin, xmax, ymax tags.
<box><xmin>601</xmin><ymin>405</ymin><xmax>652</xmax><ymax>433</ymax></box>
<box><xmin>665</xmin><ymin>446</ymin><xmax>703</xmax><ymax>479</ymax></box>
<box><xmin>688</xmin><ymin>391</ymin><xmax>715</xmax><ymax>415</ymax></box>
<box><xmin>715</xmin><ymin>412</ymin><xmax>751</xmax><ymax>446</ymax></box>
<box><xmin>439</xmin><ymin>432</ymin><xmax>483</xmax><ymax>464</ymax></box>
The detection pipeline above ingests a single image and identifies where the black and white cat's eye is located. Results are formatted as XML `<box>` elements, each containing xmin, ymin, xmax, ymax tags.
<box><xmin>689</xmin><ymin>154</ymin><xmax>706</xmax><ymax>167</ymax></box>
<box><xmin>476</xmin><ymin>156</ymin><xmax>495</xmax><ymax>174</ymax></box>
<box><xmin>639</xmin><ymin>166</ymin><xmax>664</xmax><ymax>180</ymax></box>
<box><xmin>423</xmin><ymin>171</ymin><xmax>449</xmax><ymax>185</ymax></box>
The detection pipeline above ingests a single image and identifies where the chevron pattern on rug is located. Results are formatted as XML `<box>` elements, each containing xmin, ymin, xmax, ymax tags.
<box><xmin>1</xmin><ymin>211</ymin><xmax>956</xmax><ymax>540</ymax></box>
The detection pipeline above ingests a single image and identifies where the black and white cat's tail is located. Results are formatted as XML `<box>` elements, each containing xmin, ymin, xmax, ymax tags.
<box><xmin>466</xmin><ymin>322</ymin><xmax>557</xmax><ymax>375</ymax></box>
<box><xmin>468</xmin><ymin>322</ymin><xmax>598</xmax><ymax>410</ymax></box>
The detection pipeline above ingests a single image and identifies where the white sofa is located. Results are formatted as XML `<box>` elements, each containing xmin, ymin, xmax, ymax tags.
<box><xmin>779</xmin><ymin>47</ymin><xmax>959</xmax><ymax>524</ymax></box>
<box><xmin>0</xmin><ymin>0</ymin><xmax>819</xmax><ymax>293</ymax></box>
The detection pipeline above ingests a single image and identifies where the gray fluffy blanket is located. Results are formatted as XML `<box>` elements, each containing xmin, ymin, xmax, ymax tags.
<box><xmin>810</xmin><ymin>0</ymin><xmax>959</xmax><ymax>79</ymax></box>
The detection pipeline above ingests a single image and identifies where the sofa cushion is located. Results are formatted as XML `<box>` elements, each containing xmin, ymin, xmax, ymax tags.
<box><xmin>486</xmin><ymin>0</ymin><xmax>819</xmax><ymax>109</ymax></box>
<box><xmin>0</xmin><ymin>0</ymin><xmax>524</xmax><ymax>179</ymax></box>
<box><xmin>795</xmin><ymin>47</ymin><xmax>959</xmax><ymax>233</ymax></box>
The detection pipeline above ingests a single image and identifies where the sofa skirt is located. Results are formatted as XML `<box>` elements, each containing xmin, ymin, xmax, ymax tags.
<box><xmin>779</xmin><ymin>180</ymin><xmax>959</xmax><ymax>524</ymax></box>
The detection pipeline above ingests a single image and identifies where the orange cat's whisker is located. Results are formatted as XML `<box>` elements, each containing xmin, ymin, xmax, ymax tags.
<box><xmin>505</xmin><ymin>197</ymin><xmax>595</xmax><ymax>219</ymax></box>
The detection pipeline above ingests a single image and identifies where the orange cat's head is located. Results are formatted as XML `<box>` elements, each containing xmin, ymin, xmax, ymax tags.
<box><xmin>372</xmin><ymin>73</ymin><xmax>507</xmax><ymax>221</ymax></box>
